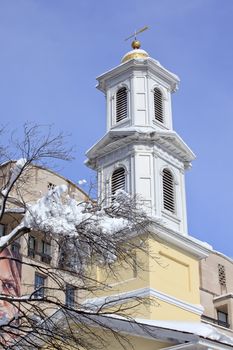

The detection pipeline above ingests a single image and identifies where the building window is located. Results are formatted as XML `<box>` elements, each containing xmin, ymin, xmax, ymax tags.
<box><xmin>28</xmin><ymin>236</ymin><xmax>36</xmax><ymax>258</ymax></box>
<box><xmin>48</xmin><ymin>182</ymin><xmax>55</xmax><ymax>190</ymax></box>
<box><xmin>0</xmin><ymin>224</ymin><xmax>5</xmax><ymax>237</ymax></box>
<box><xmin>217</xmin><ymin>310</ymin><xmax>229</xmax><ymax>328</ymax></box>
<box><xmin>154</xmin><ymin>88</ymin><xmax>164</xmax><ymax>123</ymax></box>
<box><xmin>11</xmin><ymin>241</ymin><xmax>20</xmax><ymax>254</ymax></box>
<box><xmin>162</xmin><ymin>168</ymin><xmax>175</xmax><ymax>214</ymax></box>
<box><xmin>41</xmin><ymin>240</ymin><xmax>52</xmax><ymax>264</ymax></box>
<box><xmin>116</xmin><ymin>87</ymin><xmax>127</xmax><ymax>123</ymax></box>
<box><xmin>65</xmin><ymin>285</ymin><xmax>75</xmax><ymax>307</ymax></box>
<box><xmin>111</xmin><ymin>167</ymin><xmax>126</xmax><ymax>196</ymax></box>
<box><xmin>218</xmin><ymin>264</ymin><xmax>226</xmax><ymax>286</ymax></box>
<box><xmin>34</xmin><ymin>274</ymin><xmax>46</xmax><ymax>298</ymax></box>
<box><xmin>28</xmin><ymin>236</ymin><xmax>52</xmax><ymax>264</ymax></box>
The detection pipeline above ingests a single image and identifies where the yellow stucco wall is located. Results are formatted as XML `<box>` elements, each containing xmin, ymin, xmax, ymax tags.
<box><xmin>92</xmin><ymin>233</ymin><xmax>201</xmax><ymax>322</ymax></box>
<box><xmin>148</xmin><ymin>237</ymin><xmax>200</xmax><ymax>305</ymax></box>
<box><xmin>149</xmin><ymin>297</ymin><xmax>199</xmax><ymax>321</ymax></box>
<box><xmin>94</xmin><ymin>237</ymin><xmax>150</xmax><ymax>295</ymax></box>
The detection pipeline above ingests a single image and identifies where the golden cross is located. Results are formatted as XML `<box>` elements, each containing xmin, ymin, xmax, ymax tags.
<box><xmin>124</xmin><ymin>26</ymin><xmax>149</xmax><ymax>41</ymax></box>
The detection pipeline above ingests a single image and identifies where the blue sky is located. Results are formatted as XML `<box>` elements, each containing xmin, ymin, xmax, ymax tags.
<box><xmin>0</xmin><ymin>0</ymin><xmax>233</xmax><ymax>256</ymax></box>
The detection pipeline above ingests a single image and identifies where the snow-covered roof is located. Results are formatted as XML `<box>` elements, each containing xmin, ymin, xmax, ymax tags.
<box><xmin>12</xmin><ymin>309</ymin><xmax>233</xmax><ymax>349</ymax></box>
<box><xmin>135</xmin><ymin>319</ymin><xmax>233</xmax><ymax>346</ymax></box>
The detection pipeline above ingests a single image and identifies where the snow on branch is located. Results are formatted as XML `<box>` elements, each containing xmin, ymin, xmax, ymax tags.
<box><xmin>21</xmin><ymin>186</ymin><xmax>149</xmax><ymax>269</ymax></box>
<box><xmin>1</xmin><ymin>158</ymin><xmax>27</xmax><ymax>198</ymax></box>
<box><xmin>1</xmin><ymin>181</ymin><xmax>150</xmax><ymax>267</ymax></box>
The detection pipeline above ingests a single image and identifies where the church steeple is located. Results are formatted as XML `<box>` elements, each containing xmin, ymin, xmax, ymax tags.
<box><xmin>86</xmin><ymin>39</ymin><xmax>195</xmax><ymax>235</ymax></box>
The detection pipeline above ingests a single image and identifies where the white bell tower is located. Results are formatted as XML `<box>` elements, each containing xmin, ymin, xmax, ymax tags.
<box><xmin>86</xmin><ymin>39</ymin><xmax>195</xmax><ymax>235</ymax></box>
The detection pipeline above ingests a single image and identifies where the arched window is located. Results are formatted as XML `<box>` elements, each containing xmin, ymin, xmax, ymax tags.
<box><xmin>162</xmin><ymin>168</ymin><xmax>175</xmax><ymax>213</ymax></box>
<box><xmin>116</xmin><ymin>87</ymin><xmax>127</xmax><ymax>123</ymax></box>
<box><xmin>111</xmin><ymin>167</ymin><xmax>126</xmax><ymax>195</ymax></box>
<box><xmin>154</xmin><ymin>88</ymin><xmax>164</xmax><ymax>123</ymax></box>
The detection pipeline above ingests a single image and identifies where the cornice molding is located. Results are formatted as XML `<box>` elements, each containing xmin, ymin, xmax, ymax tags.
<box><xmin>84</xmin><ymin>287</ymin><xmax>204</xmax><ymax>316</ymax></box>
<box><xmin>86</xmin><ymin>129</ymin><xmax>195</xmax><ymax>170</ymax></box>
<box><xmin>97</xmin><ymin>57</ymin><xmax>179</xmax><ymax>93</ymax></box>
<box><xmin>150</xmin><ymin>220</ymin><xmax>212</xmax><ymax>259</ymax></box>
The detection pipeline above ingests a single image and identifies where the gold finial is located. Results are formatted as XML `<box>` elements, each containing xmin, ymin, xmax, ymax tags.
<box><xmin>125</xmin><ymin>26</ymin><xmax>149</xmax><ymax>49</ymax></box>
<box><xmin>131</xmin><ymin>40</ymin><xmax>141</xmax><ymax>49</ymax></box>
<box><xmin>121</xmin><ymin>26</ymin><xmax>149</xmax><ymax>63</ymax></box>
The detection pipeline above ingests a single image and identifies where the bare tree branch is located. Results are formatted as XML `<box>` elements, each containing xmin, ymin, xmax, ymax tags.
<box><xmin>0</xmin><ymin>123</ymin><xmax>155</xmax><ymax>349</ymax></box>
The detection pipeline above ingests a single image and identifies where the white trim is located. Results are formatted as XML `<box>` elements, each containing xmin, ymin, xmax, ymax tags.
<box><xmin>150</xmin><ymin>221</ymin><xmax>212</xmax><ymax>259</ymax></box>
<box><xmin>149</xmin><ymin>288</ymin><xmax>204</xmax><ymax>316</ymax></box>
<box><xmin>84</xmin><ymin>287</ymin><xmax>204</xmax><ymax>316</ymax></box>
<box><xmin>86</xmin><ymin>128</ymin><xmax>196</xmax><ymax>164</ymax></box>
<box><xmin>161</xmin><ymin>343</ymin><xmax>196</xmax><ymax>350</ymax></box>
<box><xmin>96</xmin><ymin>57</ymin><xmax>180</xmax><ymax>93</ymax></box>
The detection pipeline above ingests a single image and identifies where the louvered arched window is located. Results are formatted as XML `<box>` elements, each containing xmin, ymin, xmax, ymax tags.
<box><xmin>162</xmin><ymin>168</ymin><xmax>175</xmax><ymax>214</ymax></box>
<box><xmin>154</xmin><ymin>88</ymin><xmax>164</xmax><ymax>123</ymax></box>
<box><xmin>111</xmin><ymin>167</ymin><xmax>126</xmax><ymax>195</ymax></box>
<box><xmin>116</xmin><ymin>87</ymin><xmax>127</xmax><ymax>123</ymax></box>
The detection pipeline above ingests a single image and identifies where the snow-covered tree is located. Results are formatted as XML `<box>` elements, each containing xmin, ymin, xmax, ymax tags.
<box><xmin>0</xmin><ymin>124</ymin><xmax>152</xmax><ymax>349</ymax></box>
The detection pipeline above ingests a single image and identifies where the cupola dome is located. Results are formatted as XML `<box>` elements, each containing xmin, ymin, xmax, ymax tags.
<box><xmin>121</xmin><ymin>40</ymin><xmax>149</xmax><ymax>63</ymax></box>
